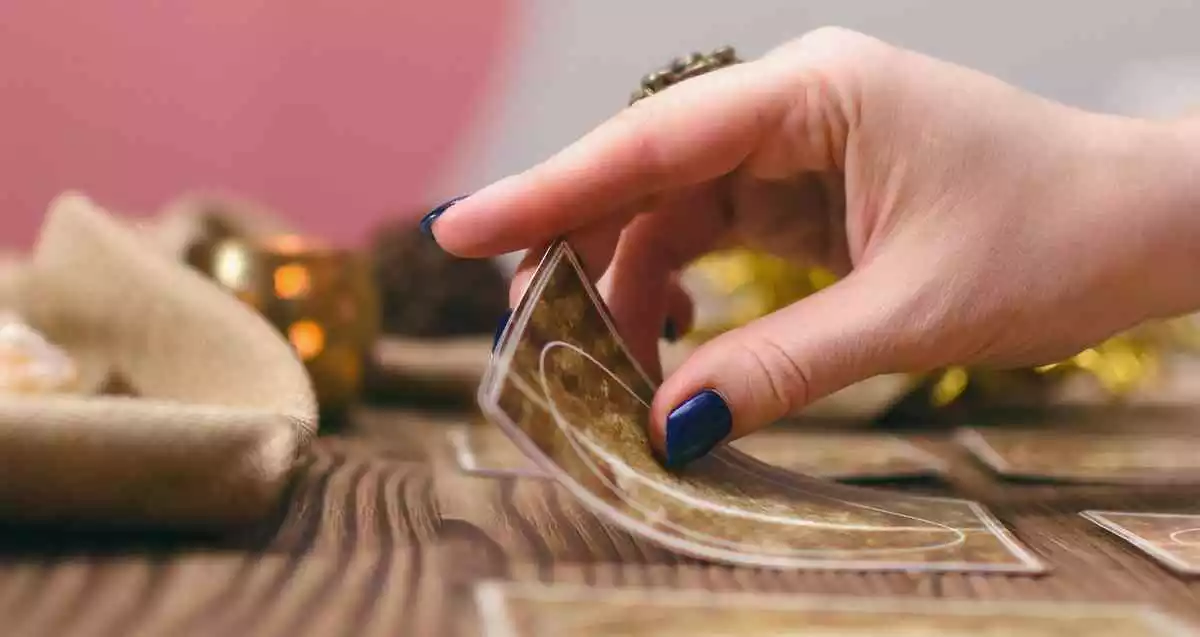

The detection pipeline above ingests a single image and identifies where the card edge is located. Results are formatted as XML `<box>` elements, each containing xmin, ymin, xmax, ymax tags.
<box><xmin>470</xmin><ymin>578</ymin><xmax>1191</xmax><ymax>629</ymax></box>
<box><xmin>1080</xmin><ymin>509</ymin><xmax>1200</xmax><ymax>575</ymax></box>
<box><xmin>958</xmin><ymin>428</ymin><xmax>1200</xmax><ymax>484</ymax></box>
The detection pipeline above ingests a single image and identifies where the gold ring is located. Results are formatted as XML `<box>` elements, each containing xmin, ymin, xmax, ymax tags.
<box><xmin>630</xmin><ymin>46</ymin><xmax>741</xmax><ymax>105</ymax></box>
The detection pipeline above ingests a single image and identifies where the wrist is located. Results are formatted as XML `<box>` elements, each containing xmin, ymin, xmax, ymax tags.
<box><xmin>1091</xmin><ymin>115</ymin><xmax>1200</xmax><ymax>321</ymax></box>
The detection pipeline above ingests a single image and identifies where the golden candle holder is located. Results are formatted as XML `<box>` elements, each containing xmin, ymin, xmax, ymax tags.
<box><xmin>203</xmin><ymin>234</ymin><xmax>380</xmax><ymax>420</ymax></box>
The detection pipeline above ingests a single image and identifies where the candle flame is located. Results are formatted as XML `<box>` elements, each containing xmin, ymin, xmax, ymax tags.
<box><xmin>274</xmin><ymin>264</ymin><xmax>311</xmax><ymax>299</ymax></box>
<box><xmin>288</xmin><ymin>320</ymin><xmax>325</xmax><ymax>360</ymax></box>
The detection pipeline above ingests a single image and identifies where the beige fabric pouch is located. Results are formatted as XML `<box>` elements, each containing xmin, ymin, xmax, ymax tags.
<box><xmin>0</xmin><ymin>194</ymin><xmax>316</xmax><ymax>530</ymax></box>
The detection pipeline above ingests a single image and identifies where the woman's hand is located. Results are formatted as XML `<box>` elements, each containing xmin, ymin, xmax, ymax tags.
<box><xmin>425</xmin><ymin>27</ymin><xmax>1200</xmax><ymax>467</ymax></box>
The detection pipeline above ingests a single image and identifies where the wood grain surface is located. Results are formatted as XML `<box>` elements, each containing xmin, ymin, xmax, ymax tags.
<box><xmin>3</xmin><ymin>406</ymin><xmax>1200</xmax><ymax>636</ymax></box>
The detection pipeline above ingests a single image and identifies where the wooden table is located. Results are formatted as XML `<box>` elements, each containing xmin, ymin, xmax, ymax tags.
<box><xmin>2</xmin><ymin>405</ymin><xmax>1200</xmax><ymax>636</ymax></box>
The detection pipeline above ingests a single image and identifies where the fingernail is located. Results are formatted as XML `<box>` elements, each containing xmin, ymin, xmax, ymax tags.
<box><xmin>419</xmin><ymin>195</ymin><xmax>468</xmax><ymax>238</ymax></box>
<box><xmin>662</xmin><ymin>319</ymin><xmax>679</xmax><ymax>343</ymax></box>
<box><xmin>664</xmin><ymin>389</ymin><xmax>732</xmax><ymax>469</ymax></box>
<box><xmin>492</xmin><ymin>309</ymin><xmax>513</xmax><ymax>351</ymax></box>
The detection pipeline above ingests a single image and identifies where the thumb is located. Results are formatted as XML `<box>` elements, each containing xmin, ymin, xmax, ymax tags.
<box><xmin>649</xmin><ymin>267</ymin><xmax>915</xmax><ymax>468</ymax></box>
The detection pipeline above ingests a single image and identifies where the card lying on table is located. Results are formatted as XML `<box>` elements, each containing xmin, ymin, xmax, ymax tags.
<box><xmin>1082</xmin><ymin>510</ymin><xmax>1200</xmax><ymax>575</ymax></box>
<box><xmin>730</xmin><ymin>431</ymin><xmax>945</xmax><ymax>482</ymax></box>
<box><xmin>474</xmin><ymin>580</ymin><xmax>1194</xmax><ymax>637</ymax></box>
<box><xmin>957</xmin><ymin>427</ymin><xmax>1200</xmax><ymax>484</ymax></box>
<box><xmin>450</xmin><ymin>425</ymin><xmax>942</xmax><ymax>482</ymax></box>
<box><xmin>479</xmin><ymin>241</ymin><xmax>1043</xmax><ymax>573</ymax></box>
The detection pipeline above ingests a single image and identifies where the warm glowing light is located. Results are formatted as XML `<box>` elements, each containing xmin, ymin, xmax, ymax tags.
<box><xmin>274</xmin><ymin>264</ymin><xmax>311</xmax><ymax>299</ymax></box>
<box><xmin>212</xmin><ymin>243</ymin><xmax>250</xmax><ymax>289</ymax></box>
<box><xmin>288</xmin><ymin>320</ymin><xmax>325</xmax><ymax>360</ymax></box>
<box><xmin>267</xmin><ymin>234</ymin><xmax>310</xmax><ymax>255</ymax></box>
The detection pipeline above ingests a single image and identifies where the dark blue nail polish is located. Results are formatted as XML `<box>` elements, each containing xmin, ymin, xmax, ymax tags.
<box><xmin>664</xmin><ymin>389</ymin><xmax>732</xmax><ymax>469</ymax></box>
<box><xmin>419</xmin><ymin>195</ymin><xmax>468</xmax><ymax>238</ymax></box>
<box><xmin>662</xmin><ymin>319</ymin><xmax>679</xmax><ymax>343</ymax></box>
<box><xmin>492</xmin><ymin>309</ymin><xmax>513</xmax><ymax>351</ymax></box>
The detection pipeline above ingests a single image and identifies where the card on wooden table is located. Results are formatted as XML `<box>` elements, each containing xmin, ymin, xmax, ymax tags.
<box><xmin>957</xmin><ymin>428</ymin><xmax>1200</xmax><ymax>484</ymax></box>
<box><xmin>478</xmin><ymin>241</ymin><xmax>1044</xmax><ymax>573</ymax></box>
<box><xmin>449</xmin><ymin>425</ymin><xmax>940</xmax><ymax>482</ymax></box>
<box><xmin>474</xmin><ymin>580</ymin><xmax>1195</xmax><ymax>636</ymax></box>
<box><xmin>448</xmin><ymin>425</ymin><xmax>549</xmax><ymax>479</ymax></box>
<box><xmin>1082</xmin><ymin>510</ymin><xmax>1200</xmax><ymax>575</ymax></box>
<box><xmin>730</xmin><ymin>431</ymin><xmax>946</xmax><ymax>481</ymax></box>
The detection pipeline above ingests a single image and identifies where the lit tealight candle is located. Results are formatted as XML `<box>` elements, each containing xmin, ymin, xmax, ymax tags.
<box><xmin>201</xmin><ymin>235</ymin><xmax>379</xmax><ymax>419</ymax></box>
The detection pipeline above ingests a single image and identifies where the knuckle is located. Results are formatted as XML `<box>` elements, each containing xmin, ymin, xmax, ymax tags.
<box><xmin>771</xmin><ymin>27</ymin><xmax>881</xmax><ymax>63</ymax></box>
<box><xmin>765</xmin><ymin>29</ymin><xmax>903</xmax><ymax>161</ymax></box>
<box><xmin>797</xmin><ymin>26</ymin><xmax>866</xmax><ymax>49</ymax></box>
<box><xmin>796</xmin><ymin>26</ymin><xmax>888</xmax><ymax>59</ymax></box>
<box><xmin>735</xmin><ymin>337</ymin><xmax>812</xmax><ymax>416</ymax></box>
<box><xmin>776</xmin><ymin>26</ymin><xmax>901</xmax><ymax>92</ymax></box>
<box><xmin>609</xmin><ymin>101</ymin><xmax>671</xmax><ymax>185</ymax></box>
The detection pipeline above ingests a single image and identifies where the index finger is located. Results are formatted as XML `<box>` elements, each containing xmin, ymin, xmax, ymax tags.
<box><xmin>431</xmin><ymin>59</ymin><xmax>790</xmax><ymax>258</ymax></box>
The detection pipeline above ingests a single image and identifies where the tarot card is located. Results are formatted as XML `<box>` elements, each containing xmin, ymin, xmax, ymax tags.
<box><xmin>478</xmin><ymin>241</ymin><xmax>1044</xmax><ymax>573</ymax></box>
<box><xmin>448</xmin><ymin>424</ymin><xmax>549</xmax><ymax>479</ymax></box>
<box><xmin>730</xmin><ymin>431</ymin><xmax>946</xmax><ymax>482</ymax></box>
<box><xmin>474</xmin><ymin>580</ymin><xmax>1195</xmax><ymax>637</ymax></box>
<box><xmin>1082</xmin><ymin>510</ymin><xmax>1200</xmax><ymax>575</ymax></box>
<box><xmin>957</xmin><ymin>428</ymin><xmax>1200</xmax><ymax>484</ymax></box>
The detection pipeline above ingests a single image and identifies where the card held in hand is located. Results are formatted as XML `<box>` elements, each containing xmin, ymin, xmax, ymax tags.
<box><xmin>479</xmin><ymin>241</ymin><xmax>1044</xmax><ymax>572</ymax></box>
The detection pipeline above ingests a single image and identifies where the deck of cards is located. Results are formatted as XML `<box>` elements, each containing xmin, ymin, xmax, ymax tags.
<box><xmin>476</xmin><ymin>241</ymin><xmax>1043</xmax><ymax>573</ymax></box>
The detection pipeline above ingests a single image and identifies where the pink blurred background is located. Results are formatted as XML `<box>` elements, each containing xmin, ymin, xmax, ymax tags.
<box><xmin>2</xmin><ymin>1</ymin><xmax>1197</xmax><ymax>251</ymax></box>
<box><xmin>0</xmin><ymin>0</ymin><xmax>517</xmax><ymax>248</ymax></box>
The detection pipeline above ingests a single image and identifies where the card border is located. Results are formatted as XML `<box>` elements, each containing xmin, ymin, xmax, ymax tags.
<box><xmin>1081</xmin><ymin>510</ymin><xmax>1200</xmax><ymax>576</ymax></box>
<box><xmin>447</xmin><ymin>425</ymin><xmax>551</xmax><ymax>480</ymax></box>
<box><xmin>957</xmin><ymin>427</ymin><xmax>1200</xmax><ymax>485</ymax></box>
<box><xmin>479</xmin><ymin>241</ymin><xmax>1045</xmax><ymax>573</ymax></box>
<box><xmin>473</xmin><ymin>579</ymin><xmax>1197</xmax><ymax>637</ymax></box>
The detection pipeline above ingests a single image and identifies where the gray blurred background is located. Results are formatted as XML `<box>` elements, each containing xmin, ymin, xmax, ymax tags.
<box><xmin>442</xmin><ymin>0</ymin><xmax>1200</xmax><ymax>199</ymax></box>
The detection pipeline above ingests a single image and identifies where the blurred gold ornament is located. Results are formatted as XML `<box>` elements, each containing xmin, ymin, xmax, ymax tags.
<box><xmin>683</xmin><ymin>249</ymin><xmax>837</xmax><ymax>343</ymax></box>
<box><xmin>681</xmin><ymin>249</ymin><xmax>1200</xmax><ymax>410</ymax></box>
<box><xmin>929</xmin><ymin>367</ymin><xmax>970</xmax><ymax>408</ymax></box>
